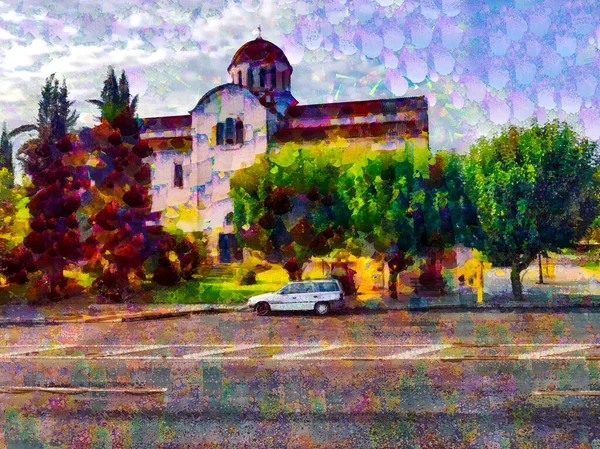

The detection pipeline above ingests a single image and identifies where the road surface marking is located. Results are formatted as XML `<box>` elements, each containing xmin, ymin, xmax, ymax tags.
<box><xmin>97</xmin><ymin>345</ymin><xmax>170</xmax><ymax>357</ymax></box>
<box><xmin>0</xmin><ymin>386</ymin><xmax>166</xmax><ymax>395</ymax></box>
<box><xmin>518</xmin><ymin>344</ymin><xmax>593</xmax><ymax>359</ymax></box>
<box><xmin>532</xmin><ymin>390</ymin><xmax>600</xmax><ymax>397</ymax></box>
<box><xmin>0</xmin><ymin>345</ymin><xmax>75</xmax><ymax>358</ymax></box>
<box><xmin>272</xmin><ymin>344</ymin><xmax>344</xmax><ymax>360</ymax></box>
<box><xmin>182</xmin><ymin>344</ymin><xmax>260</xmax><ymax>359</ymax></box>
<box><xmin>1</xmin><ymin>343</ymin><xmax>600</xmax><ymax>361</ymax></box>
<box><xmin>384</xmin><ymin>344</ymin><xmax>451</xmax><ymax>360</ymax></box>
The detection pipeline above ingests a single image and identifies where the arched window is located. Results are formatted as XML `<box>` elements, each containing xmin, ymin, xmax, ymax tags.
<box><xmin>270</xmin><ymin>67</ymin><xmax>277</xmax><ymax>89</ymax></box>
<box><xmin>235</xmin><ymin>120</ymin><xmax>244</xmax><ymax>144</ymax></box>
<box><xmin>225</xmin><ymin>117</ymin><xmax>235</xmax><ymax>144</ymax></box>
<box><xmin>238</xmin><ymin>71</ymin><xmax>242</xmax><ymax>86</ymax></box>
<box><xmin>259</xmin><ymin>68</ymin><xmax>266</xmax><ymax>88</ymax></box>
<box><xmin>216</xmin><ymin>122</ymin><xmax>224</xmax><ymax>145</ymax></box>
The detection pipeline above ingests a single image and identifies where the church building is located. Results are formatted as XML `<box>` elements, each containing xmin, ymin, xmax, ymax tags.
<box><xmin>140</xmin><ymin>36</ymin><xmax>429</xmax><ymax>257</ymax></box>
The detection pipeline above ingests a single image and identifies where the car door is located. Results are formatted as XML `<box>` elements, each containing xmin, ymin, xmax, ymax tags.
<box><xmin>270</xmin><ymin>283</ymin><xmax>292</xmax><ymax>311</ymax></box>
<box><xmin>271</xmin><ymin>283</ymin><xmax>302</xmax><ymax>311</ymax></box>
<box><xmin>285</xmin><ymin>283</ymin><xmax>311</xmax><ymax>311</ymax></box>
<box><xmin>297</xmin><ymin>282</ymin><xmax>318</xmax><ymax>310</ymax></box>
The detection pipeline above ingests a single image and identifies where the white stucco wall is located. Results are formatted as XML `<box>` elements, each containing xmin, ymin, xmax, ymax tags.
<box><xmin>150</xmin><ymin>84</ymin><xmax>268</xmax><ymax>238</ymax></box>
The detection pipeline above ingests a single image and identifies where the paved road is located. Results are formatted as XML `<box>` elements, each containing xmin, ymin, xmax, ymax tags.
<box><xmin>3</xmin><ymin>310</ymin><xmax>600</xmax><ymax>448</ymax></box>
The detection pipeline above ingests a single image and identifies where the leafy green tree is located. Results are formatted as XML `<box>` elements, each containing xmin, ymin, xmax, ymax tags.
<box><xmin>231</xmin><ymin>142</ymin><xmax>467</xmax><ymax>286</ymax></box>
<box><xmin>231</xmin><ymin>145</ymin><xmax>349</xmax><ymax>279</ymax></box>
<box><xmin>464</xmin><ymin>121</ymin><xmax>599</xmax><ymax>300</ymax></box>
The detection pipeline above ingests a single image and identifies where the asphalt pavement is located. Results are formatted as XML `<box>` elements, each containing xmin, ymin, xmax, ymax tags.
<box><xmin>2</xmin><ymin>310</ymin><xmax>600</xmax><ymax>447</ymax></box>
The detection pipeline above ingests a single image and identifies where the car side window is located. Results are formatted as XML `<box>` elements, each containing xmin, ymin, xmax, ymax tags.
<box><xmin>281</xmin><ymin>283</ymin><xmax>301</xmax><ymax>294</ymax></box>
<box><xmin>290</xmin><ymin>283</ymin><xmax>309</xmax><ymax>294</ymax></box>
<box><xmin>318</xmin><ymin>282</ymin><xmax>339</xmax><ymax>292</ymax></box>
<box><xmin>303</xmin><ymin>283</ymin><xmax>317</xmax><ymax>293</ymax></box>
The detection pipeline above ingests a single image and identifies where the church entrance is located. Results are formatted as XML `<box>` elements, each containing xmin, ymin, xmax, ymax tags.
<box><xmin>218</xmin><ymin>233</ymin><xmax>240</xmax><ymax>264</ymax></box>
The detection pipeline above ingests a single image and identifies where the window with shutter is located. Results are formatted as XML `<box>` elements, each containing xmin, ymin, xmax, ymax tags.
<box><xmin>235</xmin><ymin>120</ymin><xmax>244</xmax><ymax>144</ymax></box>
<box><xmin>216</xmin><ymin>122</ymin><xmax>224</xmax><ymax>145</ymax></box>
<box><xmin>174</xmin><ymin>163</ymin><xmax>183</xmax><ymax>188</ymax></box>
<box><xmin>225</xmin><ymin>118</ymin><xmax>235</xmax><ymax>144</ymax></box>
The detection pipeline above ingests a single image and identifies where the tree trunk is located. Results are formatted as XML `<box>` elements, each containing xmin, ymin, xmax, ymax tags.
<box><xmin>511</xmin><ymin>255</ymin><xmax>536</xmax><ymax>301</ymax></box>
<box><xmin>510</xmin><ymin>262</ymin><xmax>524</xmax><ymax>301</ymax></box>
<box><xmin>537</xmin><ymin>253</ymin><xmax>544</xmax><ymax>284</ymax></box>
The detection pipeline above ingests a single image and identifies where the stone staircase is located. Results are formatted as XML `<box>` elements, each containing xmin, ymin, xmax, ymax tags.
<box><xmin>196</xmin><ymin>263</ymin><xmax>236</xmax><ymax>280</ymax></box>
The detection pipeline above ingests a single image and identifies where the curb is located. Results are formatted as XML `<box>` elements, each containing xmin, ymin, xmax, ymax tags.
<box><xmin>404</xmin><ymin>303</ymin><xmax>600</xmax><ymax>312</ymax></box>
<box><xmin>0</xmin><ymin>305</ymin><xmax>247</xmax><ymax>326</ymax></box>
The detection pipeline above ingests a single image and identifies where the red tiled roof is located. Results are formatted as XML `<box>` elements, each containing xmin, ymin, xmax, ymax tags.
<box><xmin>284</xmin><ymin>97</ymin><xmax>427</xmax><ymax>120</ymax></box>
<box><xmin>272</xmin><ymin>120</ymin><xmax>428</xmax><ymax>143</ymax></box>
<box><xmin>145</xmin><ymin>136</ymin><xmax>193</xmax><ymax>152</ymax></box>
<box><xmin>141</xmin><ymin>115</ymin><xmax>192</xmax><ymax>133</ymax></box>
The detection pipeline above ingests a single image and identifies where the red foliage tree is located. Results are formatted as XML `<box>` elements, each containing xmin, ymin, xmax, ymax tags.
<box><xmin>84</xmin><ymin>123</ymin><xmax>205</xmax><ymax>300</ymax></box>
<box><xmin>1</xmin><ymin>135</ymin><xmax>91</xmax><ymax>302</ymax></box>
<box><xmin>84</xmin><ymin>124</ymin><xmax>162</xmax><ymax>301</ymax></box>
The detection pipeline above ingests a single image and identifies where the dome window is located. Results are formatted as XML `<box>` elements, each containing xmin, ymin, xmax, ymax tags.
<box><xmin>259</xmin><ymin>68</ymin><xmax>266</xmax><ymax>88</ymax></box>
<box><xmin>270</xmin><ymin>67</ymin><xmax>277</xmax><ymax>89</ymax></box>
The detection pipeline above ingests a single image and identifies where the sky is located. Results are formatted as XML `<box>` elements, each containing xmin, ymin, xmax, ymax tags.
<box><xmin>0</xmin><ymin>0</ymin><xmax>599</xmax><ymax>154</ymax></box>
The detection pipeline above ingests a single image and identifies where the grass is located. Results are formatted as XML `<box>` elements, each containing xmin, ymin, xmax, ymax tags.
<box><xmin>152</xmin><ymin>265</ymin><xmax>289</xmax><ymax>304</ymax></box>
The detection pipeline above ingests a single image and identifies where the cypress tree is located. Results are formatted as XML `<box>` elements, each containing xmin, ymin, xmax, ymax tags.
<box><xmin>58</xmin><ymin>79</ymin><xmax>79</xmax><ymax>136</ymax></box>
<box><xmin>0</xmin><ymin>123</ymin><xmax>12</xmax><ymax>174</ymax></box>
<box><xmin>89</xmin><ymin>67</ymin><xmax>140</xmax><ymax>137</ymax></box>
<box><xmin>118</xmin><ymin>71</ymin><xmax>130</xmax><ymax>110</ymax></box>
<box><xmin>101</xmin><ymin>66</ymin><xmax>120</xmax><ymax>106</ymax></box>
<box><xmin>37</xmin><ymin>74</ymin><xmax>56</xmax><ymax>141</ymax></box>
<box><xmin>35</xmin><ymin>74</ymin><xmax>78</xmax><ymax>142</ymax></box>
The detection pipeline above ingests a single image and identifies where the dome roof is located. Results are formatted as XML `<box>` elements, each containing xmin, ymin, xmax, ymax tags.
<box><xmin>228</xmin><ymin>37</ymin><xmax>292</xmax><ymax>71</ymax></box>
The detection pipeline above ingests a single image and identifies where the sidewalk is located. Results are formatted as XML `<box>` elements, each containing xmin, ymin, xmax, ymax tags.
<box><xmin>349</xmin><ymin>287</ymin><xmax>600</xmax><ymax>312</ymax></box>
<box><xmin>0</xmin><ymin>302</ymin><xmax>245</xmax><ymax>326</ymax></box>
<box><xmin>3</xmin><ymin>289</ymin><xmax>600</xmax><ymax>326</ymax></box>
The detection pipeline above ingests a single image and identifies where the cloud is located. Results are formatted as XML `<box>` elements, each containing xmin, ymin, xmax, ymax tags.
<box><xmin>1</xmin><ymin>0</ymin><xmax>600</xmax><ymax>155</ymax></box>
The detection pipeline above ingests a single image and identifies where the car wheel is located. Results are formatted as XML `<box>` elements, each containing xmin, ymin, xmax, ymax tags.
<box><xmin>314</xmin><ymin>302</ymin><xmax>329</xmax><ymax>316</ymax></box>
<box><xmin>255</xmin><ymin>302</ymin><xmax>270</xmax><ymax>316</ymax></box>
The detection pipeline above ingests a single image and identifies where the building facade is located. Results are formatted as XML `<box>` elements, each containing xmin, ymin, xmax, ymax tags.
<box><xmin>140</xmin><ymin>37</ymin><xmax>429</xmax><ymax>252</ymax></box>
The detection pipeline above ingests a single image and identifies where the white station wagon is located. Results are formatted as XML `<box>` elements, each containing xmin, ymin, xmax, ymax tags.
<box><xmin>248</xmin><ymin>279</ymin><xmax>345</xmax><ymax>316</ymax></box>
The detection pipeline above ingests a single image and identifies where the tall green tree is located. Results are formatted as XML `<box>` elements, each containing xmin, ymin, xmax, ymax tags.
<box><xmin>15</xmin><ymin>74</ymin><xmax>78</xmax><ymax>177</ymax></box>
<box><xmin>0</xmin><ymin>123</ymin><xmax>12</xmax><ymax>173</ymax></box>
<box><xmin>36</xmin><ymin>74</ymin><xmax>78</xmax><ymax>141</ymax></box>
<box><xmin>88</xmin><ymin>67</ymin><xmax>139</xmax><ymax>136</ymax></box>
<box><xmin>464</xmin><ymin>121</ymin><xmax>599</xmax><ymax>300</ymax></box>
